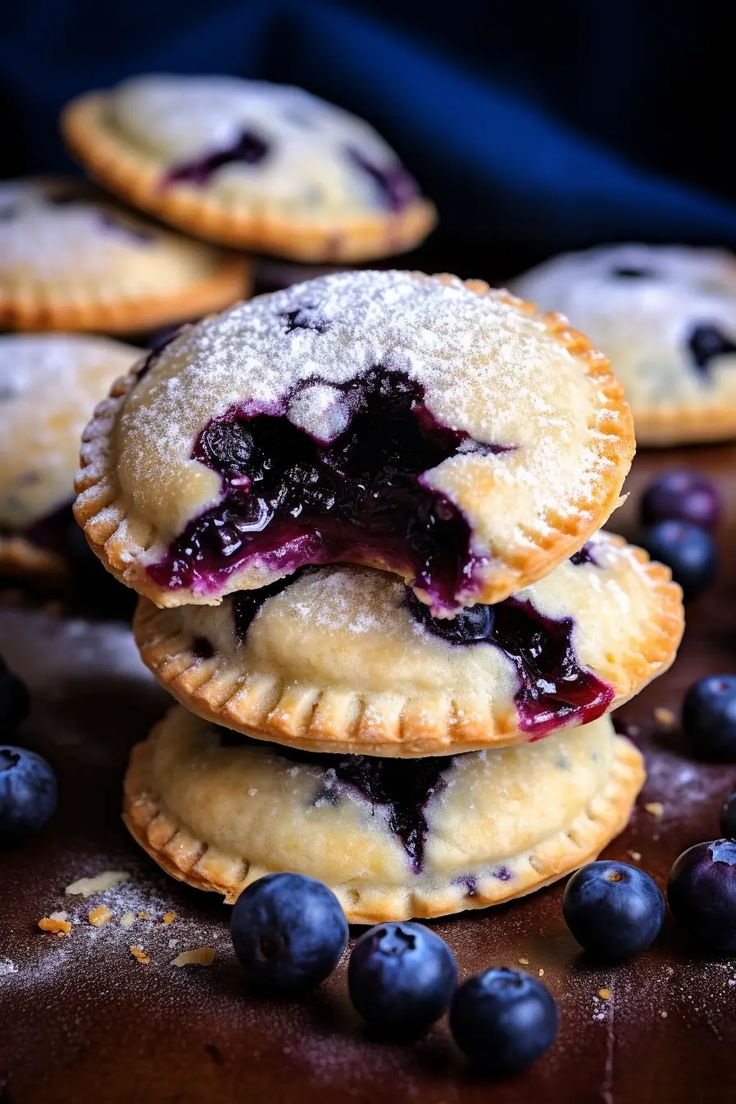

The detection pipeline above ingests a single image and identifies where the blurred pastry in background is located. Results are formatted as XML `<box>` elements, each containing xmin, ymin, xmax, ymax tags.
<box><xmin>62</xmin><ymin>75</ymin><xmax>437</xmax><ymax>262</ymax></box>
<box><xmin>512</xmin><ymin>244</ymin><xmax>736</xmax><ymax>446</ymax></box>
<box><xmin>0</xmin><ymin>333</ymin><xmax>140</xmax><ymax>583</ymax></box>
<box><xmin>0</xmin><ymin>177</ymin><xmax>250</xmax><ymax>333</ymax></box>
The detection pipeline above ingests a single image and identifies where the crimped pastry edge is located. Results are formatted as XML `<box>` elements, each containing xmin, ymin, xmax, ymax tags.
<box><xmin>0</xmin><ymin>253</ymin><xmax>251</xmax><ymax>335</ymax></box>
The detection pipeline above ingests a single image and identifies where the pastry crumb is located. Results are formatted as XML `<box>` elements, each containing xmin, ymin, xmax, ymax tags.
<box><xmin>518</xmin><ymin>955</ymin><xmax>529</xmax><ymax>965</ymax></box>
<box><xmin>171</xmin><ymin>947</ymin><xmax>216</xmax><ymax>968</ymax></box>
<box><xmin>162</xmin><ymin>911</ymin><xmax>177</xmax><ymax>925</ymax></box>
<box><xmin>654</xmin><ymin>707</ymin><xmax>676</xmax><ymax>727</ymax></box>
<box><xmin>644</xmin><ymin>802</ymin><xmax>664</xmax><ymax>818</ymax></box>
<box><xmin>138</xmin><ymin>911</ymin><xmax>149</xmax><ymax>920</ymax></box>
<box><xmin>598</xmin><ymin>988</ymin><xmax>611</xmax><ymax>1001</ymax></box>
<box><xmin>538</xmin><ymin>968</ymin><xmax>544</xmax><ymax>977</ymax></box>
<box><xmin>660</xmin><ymin>1010</ymin><xmax>668</xmax><ymax>1018</ymax></box>
<box><xmin>65</xmin><ymin>870</ymin><xmax>130</xmax><ymax>898</ymax></box>
<box><xmin>120</xmin><ymin>911</ymin><xmax>135</xmax><ymax>928</ymax></box>
<box><xmin>129</xmin><ymin>945</ymin><xmax>150</xmax><ymax>965</ymax></box>
<box><xmin>88</xmin><ymin>905</ymin><xmax>114</xmax><ymax>927</ymax></box>
<box><xmin>38</xmin><ymin>915</ymin><xmax>72</xmax><ymax>936</ymax></box>
<box><xmin>627</xmin><ymin>850</ymin><xmax>642</xmax><ymax>862</ymax></box>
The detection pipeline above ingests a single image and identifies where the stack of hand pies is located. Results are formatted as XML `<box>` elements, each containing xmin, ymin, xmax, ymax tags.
<box><xmin>75</xmin><ymin>269</ymin><xmax>684</xmax><ymax>923</ymax></box>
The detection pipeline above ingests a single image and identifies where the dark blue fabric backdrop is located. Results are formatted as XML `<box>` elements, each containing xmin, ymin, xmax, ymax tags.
<box><xmin>2</xmin><ymin>0</ymin><xmax>734</xmax><ymax>271</ymax></box>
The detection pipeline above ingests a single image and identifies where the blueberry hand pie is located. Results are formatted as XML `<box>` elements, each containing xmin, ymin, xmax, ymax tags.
<box><xmin>0</xmin><ymin>177</ymin><xmax>250</xmax><ymax>334</ymax></box>
<box><xmin>123</xmin><ymin>707</ymin><xmax>643</xmax><ymax>922</ymax></box>
<box><xmin>133</xmin><ymin>534</ymin><xmax>683</xmax><ymax>757</ymax></box>
<box><xmin>0</xmin><ymin>333</ymin><xmax>141</xmax><ymax>580</ymax></box>
<box><xmin>62</xmin><ymin>76</ymin><xmax>436</xmax><ymax>262</ymax></box>
<box><xmin>512</xmin><ymin>244</ymin><xmax>736</xmax><ymax>446</ymax></box>
<box><xmin>75</xmin><ymin>270</ymin><xmax>634</xmax><ymax>613</ymax></box>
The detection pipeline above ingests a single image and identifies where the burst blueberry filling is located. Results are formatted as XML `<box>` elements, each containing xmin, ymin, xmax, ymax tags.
<box><xmin>344</xmin><ymin>147</ymin><xmax>418</xmax><ymax>212</ymax></box>
<box><xmin>148</xmin><ymin>366</ymin><xmax>511</xmax><ymax>611</ymax></box>
<box><xmin>163</xmin><ymin>129</ymin><xmax>270</xmax><ymax>188</ymax></box>
<box><xmin>569</xmin><ymin>542</ymin><xmax>600</xmax><ymax>567</ymax></box>
<box><xmin>406</xmin><ymin>592</ymin><xmax>613</xmax><ymax>736</ymax></box>
<box><xmin>221</xmin><ymin>728</ymin><xmax>450</xmax><ymax>872</ymax></box>
<box><xmin>687</xmin><ymin>323</ymin><xmax>736</xmax><ymax>378</ymax></box>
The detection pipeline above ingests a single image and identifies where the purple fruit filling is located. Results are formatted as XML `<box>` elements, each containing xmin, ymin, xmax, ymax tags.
<box><xmin>345</xmin><ymin>147</ymin><xmax>418</xmax><ymax>212</ymax></box>
<box><xmin>163</xmin><ymin>129</ymin><xmax>270</xmax><ymax>188</ymax></box>
<box><xmin>149</xmin><ymin>367</ymin><xmax>510</xmax><ymax>611</ymax></box>
<box><xmin>688</xmin><ymin>323</ymin><xmax>736</xmax><ymax>377</ymax></box>
<box><xmin>569</xmin><ymin>542</ymin><xmax>600</xmax><ymax>567</ymax></box>
<box><xmin>191</xmin><ymin>637</ymin><xmax>214</xmax><ymax>660</ymax></box>
<box><xmin>406</xmin><ymin>592</ymin><xmax>613</xmax><ymax>737</ymax></box>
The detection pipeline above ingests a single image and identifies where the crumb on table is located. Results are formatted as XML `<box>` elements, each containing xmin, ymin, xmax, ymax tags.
<box><xmin>38</xmin><ymin>914</ymin><xmax>72</xmax><ymax>937</ymax></box>
<box><xmin>162</xmin><ymin>911</ymin><xmax>177</xmax><ymax>925</ymax></box>
<box><xmin>129</xmin><ymin>946</ymin><xmax>151</xmax><ymax>965</ymax></box>
<box><xmin>171</xmin><ymin>947</ymin><xmax>216</xmax><ymax>968</ymax></box>
<box><xmin>645</xmin><ymin>802</ymin><xmax>665</xmax><ymax>818</ymax></box>
<box><xmin>120</xmin><ymin>911</ymin><xmax>135</xmax><ymax>928</ymax></box>
<box><xmin>598</xmin><ymin>988</ymin><xmax>612</xmax><ymax>1001</ymax></box>
<box><xmin>65</xmin><ymin>870</ymin><xmax>130</xmax><ymax>898</ymax></box>
<box><xmin>88</xmin><ymin>905</ymin><xmax>114</xmax><ymax>927</ymax></box>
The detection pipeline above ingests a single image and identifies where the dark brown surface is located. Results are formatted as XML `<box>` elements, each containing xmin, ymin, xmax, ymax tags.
<box><xmin>2</xmin><ymin>445</ymin><xmax>736</xmax><ymax>1104</ymax></box>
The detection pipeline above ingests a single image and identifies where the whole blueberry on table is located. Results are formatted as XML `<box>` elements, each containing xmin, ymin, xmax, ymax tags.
<box><xmin>562</xmin><ymin>861</ymin><xmax>664</xmax><ymax>960</ymax></box>
<box><xmin>641</xmin><ymin>470</ymin><xmax>721</xmax><ymax>530</ymax></box>
<box><xmin>640</xmin><ymin>521</ymin><xmax>716</xmax><ymax>600</ymax></box>
<box><xmin>348</xmin><ymin>921</ymin><xmax>457</xmax><ymax>1030</ymax></box>
<box><xmin>0</xmin><ymin>658</ymin><xmax>29</xmax><ymax>732</ymax></box>
<box><xmin>0</xmin><ymin>746</ymin><xmax>57</xmax><ymax>843</ymax></box>
<box><xmin>720</xmin><ymin>791</ymin><xmax>736</xmax><ymax>838</ymax></box>
<box><xmin>230</xmin><ymin>872</ymin><xmax>348</xmax><ymax>991</ymax></box>
<box><xmin>668</xmin><ymin>840</ymin><xmax>736</xmax><ymax>953</ymax></box>
<box><xmin>449</xmin><ymin>968</ymin><xmax>558</xmax><ymax>1074</ymax></box>
<box><xmin>683</xmin><ymin>675</ymin><xmax>736</xmax><ymax>760</ymax></box>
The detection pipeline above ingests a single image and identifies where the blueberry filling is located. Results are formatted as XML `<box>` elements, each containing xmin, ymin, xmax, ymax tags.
<box><xmin>149</xmin><ymin>367</ymin><xmax>510</xmax><ymax>611</ymax></box>
<box><xmin>687</xmin><ymin>323</ymin><xmax>736</xmax><ymax>377</ymax></box>
<box><xmin>163</xmin><ymin>129</ymin><xmax>270</xmax><ymax>188</ymax></box>
<box><xmin>97</xmin><ymin>212</ymin><xmax>154</xmax><ymax>244</ymax></box>
<box><xmin>280</xmin><ymin>305</ymin><xmax>330</xmax><ymax>334</ymax></box>
<box><xmin>610</xmin><ymin>266</ymin><xmax>654</xmax><ymax>279</ymax></box>
<box><xmin>406</xmin><ymin>592</ymin><xmax>613</xmax><ymax>736</ymax></box>
<box><xmin>191</xmin><ymin>637</ymin><xmax>214</xmax><ymax>660</ymax></box>
<box><xmin>569</xmin><ymin>542</ymin><xmax>599</xmax><ymax>567</ymax></box>
<box><xmin>345</xmin><ymin>147</ymin><xmax>418</xmax><ymax>212</ymax></box>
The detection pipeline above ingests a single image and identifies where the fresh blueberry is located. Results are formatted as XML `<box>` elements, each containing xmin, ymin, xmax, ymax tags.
<box><xmin>450</xmin><ymin>968</ymin><xmax>558</xmax><ymax>1074</ymax></box>
<box><xmin>641</xmin><ymin>470</ymin><xmax>721</xmax><ymax>530</ymax></box>
<box><xmin>668</xmin><ymin>839</ymin><xmax>736</xmax><ymax>953</ymax></box>
<box><xmin>720</xmin><ymin>792</ymin><xmax>736</xmax><ymax>838</ymax></box>
<box><xmin>230</xmin><ymin>872</ymin><xmax>348</xmax><ymax>992</ymax></box>
<box><xmin>640</xmin><ymin>521</ymin><xmax>717</xmax><ymax>600</ymax></box>
<box><xmin>0</xmin><ymin>746</ymin><xmax>57</xmax><ymax>843</ymax></box>
<box><xmin>348</xmin><ymin>922</ymin><xmax>457</xmax><ymax>1030</ymax></box>
<box><xmin>682</xmin><ymin>676</ymin><xmax>736</xmax><ymax>760</ymax></box>
<box><xmin>562</xmin><ymin>861</ymin><xmax>664</xmax><ymax>960</ymax></box>
<box><xmin>0</xmin><ymin>658</ymin><xmax>29</xmax><ymax>732</ymax></box>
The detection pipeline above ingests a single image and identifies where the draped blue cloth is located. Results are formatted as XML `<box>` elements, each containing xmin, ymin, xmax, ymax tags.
<box><xmin>2</xmin><ymin>0</ymin><xmax>734</xmax><ymax>262</ymax></box>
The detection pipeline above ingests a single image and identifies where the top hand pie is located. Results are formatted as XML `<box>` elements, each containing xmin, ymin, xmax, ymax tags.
<box><xmin>75</xmin><ymin>270</ymin><xmax>634</xmax><ymax>613</ymax></box>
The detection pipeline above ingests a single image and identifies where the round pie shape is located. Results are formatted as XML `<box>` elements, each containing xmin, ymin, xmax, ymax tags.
<box><xmin>133</xmin><ymin>533</ymin><xmax>683</xmax><ymax>757</ymax></box>
<box><xmin>0</xmin><ymin>177</ymin><xmax>250</xmax><ymax>333</ymax></box>
<box><xmin>75</xmin><ymin>270</ymin><xmax>634</xmax><ymax>613</ymax></box>
<box><xmin>123</xmin><ymin>707</ymin><xmax>644</xmax><ymax>922</ymax></box>
<box><xmin>512</xmin><ymin>243</ymin><xmax>736</xmax><ymax>446</ymax></box>
<box><xmin>62</xmin><ymin>75</ymin><xmax>436</xmax><ymax>262</ymax></box>
<box><xmin>0</xmin><ymin>333</ymin><xmax>142</xmax><ymax>580</ymax></box>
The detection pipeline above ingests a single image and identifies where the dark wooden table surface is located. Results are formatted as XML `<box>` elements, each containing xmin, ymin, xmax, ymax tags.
<box><xmin>2</xmin><ymin>442</ymin><xmax>735</xmax><ymax>1104</ymax></box>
